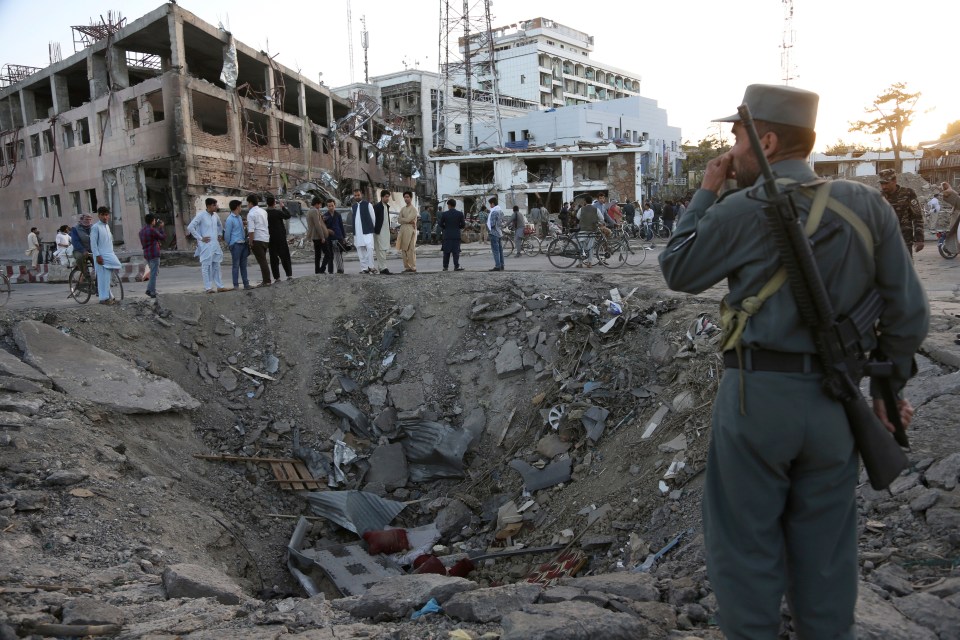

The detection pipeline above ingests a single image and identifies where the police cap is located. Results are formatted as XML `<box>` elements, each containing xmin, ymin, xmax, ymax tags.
<box><xmin>714</xmin><ymin>84</ymin><xmax>819</xmax><ymax>130</ymax></box>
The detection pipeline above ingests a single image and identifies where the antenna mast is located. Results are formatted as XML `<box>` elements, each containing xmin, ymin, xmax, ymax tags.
<box><xmin>346</xmin><ymin>0</ymin><xmax>355</xmax><ymax>83</ymax></box>
<box><xmin>780</xmin><ymin>0</ymin><xmax>796</xmax><ymax>85</ymax></box>
<box><xmin>360</xmin><ymin>15</ymin><xmax>369</xmax><ymax>83</ymax></box>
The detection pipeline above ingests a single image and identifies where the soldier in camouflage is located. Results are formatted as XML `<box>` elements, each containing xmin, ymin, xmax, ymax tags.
<box><xmin>878</xmin><ymin>169</ymin><xmax>924</xmax><ymax>255</ymax></box>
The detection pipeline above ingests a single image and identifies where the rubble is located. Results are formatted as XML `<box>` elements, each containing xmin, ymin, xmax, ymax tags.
<box><xmin>161</xmin><ymin>564</ymin><xmax>245</xmax><ymax>605</ymax></box>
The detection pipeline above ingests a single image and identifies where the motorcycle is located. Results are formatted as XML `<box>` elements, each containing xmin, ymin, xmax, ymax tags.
<box><xmin>936</xmin><ymin>230</ymin><xmax>957</xmax><ymax>259</ymax></box>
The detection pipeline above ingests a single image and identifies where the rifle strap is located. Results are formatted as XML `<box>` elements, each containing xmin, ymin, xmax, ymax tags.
<box><xmin>719</xmin><ymin>180</ymin><xmax>874</xmax><ymax>414</ymax></box>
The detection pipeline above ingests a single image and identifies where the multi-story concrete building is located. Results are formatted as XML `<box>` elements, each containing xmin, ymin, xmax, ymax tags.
<box><xmin>462</xmin><ymin>18</ymin><xmax>642</xmax><ymax>110</ymax></box>
<box><xmin>0</xmin><ymin>3</ymin><xmax>407</xmax><ymax>256</ymax></box>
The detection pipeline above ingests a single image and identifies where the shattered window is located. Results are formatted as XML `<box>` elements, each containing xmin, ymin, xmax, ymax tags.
<box><xmin>30</xmin><ymin>133</ymin><xmax>41</xmax><ymax>156</ymax></box>
<box><xmin>124</xmin><ymin>98</ymin><xmax>141</xmax><ymax>130</ymax></box>
<box><xmin>77</xmin><ymin>118</ymin><xmax>91</xmax><ymax>144</ymax></box>
<box><xmin>62</xmin><ymin>124</ymin><xmax>75</xmax><ymax>149</ymax></box>
<box><xmin>23</xmin><ymin>200</ymin><xmax>31</xmax><ymax>220</ymax></box>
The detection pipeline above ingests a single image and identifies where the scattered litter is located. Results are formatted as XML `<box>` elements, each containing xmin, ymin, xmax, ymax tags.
<box><xmin>658</xmin><ymin>480</ymin><xmax>669</xmax><ymax>494</ymax></box>
<box><xmin>547</xmin><ymin>405</ymin><xmax>566</xmax><ymax>430</ymax></box>
<box><xmin>362</xmin><ymin>528</ymin><xmax>410</xmax><ymax>555</ymax></box>
<box><xmin>526</xmin><ymin>550</ymin><xmax>587</xmax><ymax>586</ymax></box>
<box><xmin>305</xmin><ymin>490</ymin><xmax>406</xmax><ymax>535</ymax></box>
<box><xmin>658</xmin><ymin>434</ymin><xmax>688</xmax><ymax>454</ymax></box>
<box><xmin>581</xmin><ymin>406</ymin><xmax>609</xmax><ymax>442</ymax></box>
<box><xmin>382</xmin><ymin>353</ymin><xmax>396</xmax><ymax>368</ymax></box>
<box><xmin>392</xmin><ymin>523</ymin><xmax>441</xmax><ymax>566</ymax></box>
<box><xmin>326</xmin><ymin>402</ymin><xmax>373</xmax><ymax>439</ymax></box>
<box><xmin>400</xmin><ymin>421</ymin><xmax>473</xmax><ymax>482</ymax></box>
<box><xmin>634</xmin><ymin>528</ymin><xmax>693</xmax><ymax>573</ymax></box>
<box><xmin>663</xmin><ymin>456</ymin><xmax>686</xmax><ymax>480</ymax></box>
<box><xmin>411</xmin><ymin>598</ymin><xmax>441</xmax><ymax>620</ymax></box>
<box><xmin>496</xmin><ymin>501</ymin><xmax>523</xmax><ymax>540</ymax></box>
<box><xmin>509</xmin><ymin>456</ymin><xmax>572</xmax><ymax>491</ymax></box>
<box><xmin>641</xmin><ymin>405</ymin><xmax>670</xmax><ymax>439</ymax></box>
<box><xmin>330</xmin><ymin>440</ymin><xmax>358</xmax><ymax>487</ymax></box>
<box><xmin>241</xmin><ymin>367</ymin><xmax>276</xmax><ymax>381</ymax></box>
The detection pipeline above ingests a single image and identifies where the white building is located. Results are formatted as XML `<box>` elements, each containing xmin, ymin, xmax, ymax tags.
<box><xmin>809</xmin><ymin>150</ymin><xmax>922</xmax><ymax>179</ymax></box>
<box><xmin>461</xmin><ymin>17</ymin><xmax>642</xmax><ymax>109</ymax></box>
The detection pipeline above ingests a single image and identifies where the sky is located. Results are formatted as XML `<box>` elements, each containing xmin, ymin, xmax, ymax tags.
<box><xmin>0</xmin><ymin>0</ymin><xmax>953</xmax><ymax>152</ymax></box>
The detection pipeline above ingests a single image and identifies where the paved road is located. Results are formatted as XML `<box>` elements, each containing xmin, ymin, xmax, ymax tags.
<box><xmin>3</xmin><ymin>235</ymin><xmax>956</xmax><ymax>312</ymax></box>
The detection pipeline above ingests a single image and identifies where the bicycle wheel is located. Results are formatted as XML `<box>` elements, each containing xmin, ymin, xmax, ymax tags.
<box><xmin>602</xmin><ymin>237</ymin><xmax>628</xmax><ymax>269</ymax></box>
<box><xmin>502</xmin><ymin>235</ymin><xmax>515</xmax><ymax>254</ymax></box>
<box><xmin>68</xmin><ymin>268</ymin><xmax>92</xmax><ymax>304</ymax></box>
<box><xmin>523</xmin><ymin>236</ymin><xmax>541</xmax><ymax>257</ymax></box>
<box><xmin>547</xmin><ymin>237</ymin><xmax>579</xmax><ymax>269</ymax></box>
<box><xmin>110</xmin><ymin>270</ymin><xmax>124</xmax><ymax>301</ymax></box>
<box><xmin>0</xmin><ymin>274</ymin><xmax>9</xmax><ymax>306</ymax></box>
<box><xmin>624</xmin><ymin>235</ymin><xmax>647</xmax><ymax>266</ymax></box>
<box><xmin>656</xmin><ymin>223</ymin><xmax>672</xmax><ymax>239</ymax></box>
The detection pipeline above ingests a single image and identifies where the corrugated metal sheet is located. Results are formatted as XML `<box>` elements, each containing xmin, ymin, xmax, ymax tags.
<box><xmin>305</xmin><ymin>490</ymin><xmax>406</xmax><ymax>535</ymax></box>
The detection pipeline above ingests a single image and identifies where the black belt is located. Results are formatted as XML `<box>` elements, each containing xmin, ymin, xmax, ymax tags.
<box><xmin>723</xmin><ymin>349</ymin><xmax>823</xmax><ymax>374</ymax></box>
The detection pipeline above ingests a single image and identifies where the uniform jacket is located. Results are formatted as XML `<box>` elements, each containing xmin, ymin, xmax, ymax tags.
<box><xmin>882</xmin><ymin>185</ymin><xmax>924</xmax><ymax>244</ymax></box>
<box><xmin>660</xmin><ymin>158</ymin><xmax>929</xmax><ymax>391</ymax></box>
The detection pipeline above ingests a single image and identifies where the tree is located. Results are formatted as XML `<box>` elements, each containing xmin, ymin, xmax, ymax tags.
<box><xmin>849</xmin><ymin>82</ymin><xmax>920</xmax><ymax>173</ymax></box>
<box><xmin>940</xmin><ymin>120</ymin><xmax>960</xmax><ymax>140</ymax></box>
<box><xmin>823</xmin><ymin>139</ymin><xmax>866</xmax><ymax>156</ymax></box>
<box><xmin>681</xmin><ymin>135</ymin><xmax>730</xmax><ymax>172</ymax></box>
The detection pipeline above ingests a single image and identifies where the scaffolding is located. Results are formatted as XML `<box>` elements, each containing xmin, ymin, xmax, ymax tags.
<box><xmin>436</xmin><ymin>0</ymin><xmax>503</xmax><ymax>152</ymax></box>
<box><xmin>0</xmin><ymin>64</ymin><xmax>44</xmax><ymax>87</ymax></box>
<box><xmin>71</xmin><ymin>11</ymin><xmax>126</xmax><ymax>52</ymax></box>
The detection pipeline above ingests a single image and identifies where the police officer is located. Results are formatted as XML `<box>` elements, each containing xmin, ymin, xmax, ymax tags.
<box><xmin>878</xmin><ymin>168</ymin><xmax>924</xmax><ymax>256</ymax></box>
<box><xmin>660</xmin><ymin>84</ymin><xmax>929</xmax><ymax>639</ymax></box>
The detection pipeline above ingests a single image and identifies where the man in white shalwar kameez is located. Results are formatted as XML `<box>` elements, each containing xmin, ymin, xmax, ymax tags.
<box><xmin>90</xmin><ymin>207</ymin><xmax>122</xmax><ymax>305</ymax></box>
<box><xmin>351</xmin><ymin>188</ymin><xmax>377</xmax><ymax>273</ymax></box>
<box><xmin>187</xmin><ymin>198</ymin><xmax>230</xmax><ymax>292</ymax></box>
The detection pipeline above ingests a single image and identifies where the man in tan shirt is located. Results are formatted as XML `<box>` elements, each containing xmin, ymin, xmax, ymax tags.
<box><xmin>396</xmin><ymin>190</ymin><xmax>418</xmax><ymax>272</ymax></box>
<box><xmin>305</xmin><ymin>196</ymin><xmax>330</xmax><ymax>274</ymax></box>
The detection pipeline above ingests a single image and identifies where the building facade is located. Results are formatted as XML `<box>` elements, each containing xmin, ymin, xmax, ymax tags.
<box><xmin>809</xmin><ymin>150</ymin><xmax>922</xmax><ymax>179</ymax></box>
<box><xmin>0</xmin><ymin>3</ymin><xmax>406</xmax><ymax>256</ymax></box>
<box><xmin>918</xmin><ymin>134</ymin><xmax>960</xmax><ymax>187</ymax></box>
<box><xmin>461</xmin><ymin>18</ymin><xmax>642</xmax><ymax>109</ymax></box>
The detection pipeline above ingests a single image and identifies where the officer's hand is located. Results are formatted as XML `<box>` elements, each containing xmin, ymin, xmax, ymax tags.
<box><xmin>702</xmin><ymin>153</ymin><xmax>733</xmax><ymax>194</ymax></box>
<box><xmin>916</xmin><ymin>241</ymin><xmax>924</xmax><ymax>252</ymax></box>
<box><xmin>96</xmin><ymin>256</ymin><xmax>103</xmax><ymax>265</ymax></box>
<box><xmin>873</xmin><ymin>397</ymin><xmax>914</xmax><ymax>432</ymax></box>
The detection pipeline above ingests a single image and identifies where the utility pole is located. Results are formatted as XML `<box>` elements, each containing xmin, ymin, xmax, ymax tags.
<box><xmin>483</xmin><ymin>0</ymin><xmax>503</xmax><ymax>148</ymax></box>
<box><xmin>780</xmin><ymin>0</ymin><xmax>796</xmax><ymax>85</ymax></box>
<box><xmin>346</xmin><ymin>0</ymin><xmax>355</xmax><ymax>83</ymax></box>
<box><xmin>462</xmin><ymin>0</ymin><xmax>473</xmax><ymax>151</ymax></box>
<box><xmin>360</xmin><ymin>15</ymin><xmax>369</xmax><ymax>84</ymax></box>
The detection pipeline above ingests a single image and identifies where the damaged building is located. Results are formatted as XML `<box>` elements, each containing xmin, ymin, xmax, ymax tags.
<box><xmin>434</xmin><ymin>96</ymin><xmax>683</xmax><ymax>210</ymax></box>
<box><xmin>0</xmin><ymin>4</ymin><xmax>410</xmax><ymax>255</ymax></box>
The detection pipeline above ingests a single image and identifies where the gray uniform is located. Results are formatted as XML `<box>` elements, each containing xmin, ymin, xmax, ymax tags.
<box><xmin>660</xmin><ymin>158</ymin><xmax>928</xmax><ymax>639</ymax></box>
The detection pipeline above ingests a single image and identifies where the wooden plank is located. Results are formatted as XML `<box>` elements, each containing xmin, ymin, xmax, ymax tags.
<box><xmin>194</xmin><ymin>454</ymin><xmax>299</xmax><ymax>464</ymax></box>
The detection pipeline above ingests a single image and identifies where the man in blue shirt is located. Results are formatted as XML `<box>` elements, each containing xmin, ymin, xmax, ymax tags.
<box><xmin>224</xmin><ymin>199</ymin><xmax>251</xmax><ymax>289</ymax></box>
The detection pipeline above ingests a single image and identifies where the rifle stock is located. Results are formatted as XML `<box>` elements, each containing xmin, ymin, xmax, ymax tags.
<box><xmin>736</xmin><ymin>104</ymin><xmax>908</xmax><ymax>490</ymax></box>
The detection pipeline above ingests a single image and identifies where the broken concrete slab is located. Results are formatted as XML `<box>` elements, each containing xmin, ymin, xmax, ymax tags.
<box><xmin>364</xmin><ymin>384</ymin><xmax>388</xmax><ymax>408</ymax></box>
<box><xmin>444</xmin><ymin>583</ymin><xmax>543</xmax><ymax>623</ymax></box>
<box><xmin>374</xmin><ymin>407</ymin><xmax>397</xmax><ymax>433</ymax></box>
<box><xmin>308</xmin><ymin>543</ymin><xmax>403</xmax><ymax>597</ymax></box>
<box><xmin>326</xmin><ymin>403</ymin><xmax>373</xmax><ymax>439</ymax></box>
<box><xmin>0</xmin><ymin>394</ymin><xmax>43</xmax><ymax>416</ymax></box>
<box><xmin>61</xmin><ymin>597</ymin><xmax>124</xmax><ymax>626</ymax></box>
<box><xmin>363</xmin><ymin>443</ymin><xmax>407</xmax><ymax>492</ymax></box>
<box><xmin>640</xmin><ymin>405</ymin><xmax>670</xmax><ymax>440</ymax></box>
<box><xmin>399</xmin><ymin>305</ymin><xmax>416</xmax><ymax>321</ymax></box>
<box><xmin>563</xmin><ymin>572</ymin><xmax>659</xmax><ymax>602</ymax></box>
<box><xmin>161</xmin><ymin>564</ymin><xmax>244</xmax><ymax>605</ymax></box>
<box><xmin>43</xmin><ymin>470</ymin><xmax>89</xmax><ymax>486</ymax></box>
<box><xmin>924</xmin><ymin>452</ymin><xmax>960</xmax><ymax>490</ymax></box>
<box><xmin>856</xmin><ymin>582</ymin><xmax>938</xmax><ymax>640</ymax></box>
<box><xmin>389</xmin><ymin>382</ymin><xmax>425</xmax><ymax>413</ymax></box>
<box><xmin>338</xmin><ymin>574</ymin><xmax>478</xmax><ymax>621</ymax></box>
<box><xmin>161</xmin><ymin>296</ymin><xmax>202</xmax><ymax>325</ymax></box>
<box><xmin>13</xmin><ymin>321</ymin><xmax>200</xmax><ymax>414</ymax></box>
<box><xmin>509</xmin><ymin>457</ymin><xmax>572</xmax><ymax>492</ymax></box>
<box><xmin>435</xmin><ymin>499</ymin><xmax>473</xmax><ymax>538</ymax></box>
<box><xmin>472</xmin><ymin>302</ymin><xmax>522</xmax><ymax>322</ymax></box>
<box><xmin>462</xmin><ymin>407</ymin><xmax>486</xmax><ymax>449</ymax></box>
<box><xmin>892</xmin><ymin>592</ymin><xmax>960</xmax><ymax>638</ymax></box>
<box><xmin>658</xmin><ymin>433</ymin><xmax>687</xmax><ymax>454</ymax></box>
<box><xmin>500</xmin><ymin>600</ymin><xmax>647</xmax><ymax>640</ymax></box>
<box><xmin>495</xmin><ymin>340</ymin><xmax>525</xmax><ymax>379</ymax></box>
<box><xmin>0</xmin><ymin>349</ymin><xmax>50</xmax><ymax>387</ymax></box>
<box><xmin>581</xmin><ymin>406</ymin><xmax>609</xmax><ymax>442</ymax></box>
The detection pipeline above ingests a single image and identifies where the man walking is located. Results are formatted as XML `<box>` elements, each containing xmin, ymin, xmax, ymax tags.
<box><xmin>188</xmin><ymin>198</ymin><xmax>230</xmax><ymax>293</ymax></box>
<box><xmin>225</xmin><ymin>199</ymin><xmax>251</xmax><ymax>289</ymax></box>
<box><xmin>660</xmin><ymin>84</ymin><xmax>928</xmax><ymax>640</ymax></box>
<box><xmin>530</xmin><ymin>197</ymin><xmax>548</xmax><ymax>238</ymax></box>
<box><xmin>90</xmin><ymin>207</ymin><xmax>121</xmax><ymax>305</ymax></box>
<box><xmin>878</xmin><ymin>169</ymin><xmax>924</xmax><ymax>256</ymax></box>
<box><xmin>26</xmin><ymin>227</ymin><xmax>40</xmax><ymax>271</ymax></box>
<box><xmin>246</xmin><ymin>194</ymin><xmax>271</xmax><ymax>287</ymax></box>
<box><xmin>139</xmin><ymin>214</ymin><xmax>165</xmax><ymax>298</ymax></box>
<box><xmin>322</xmin><ymin>199</ymin><xmax>345</xmax><ymax>274</ymax></box>
<box><xmin>305</xmin><ymin>196</ymin><xmax>330</xmax><ymax>274</ymax></box>
<box><xmin>352</xmin><ymin>188</ymin><xmax>377</xmax><ymax>274</ymax></box>
<box><xmin>396</xmin><ymin>190</ymin><xmax>418</xmax><ymax>272</ymax></box>
<box><xmin>439</xmin><ymin>198</ymin><xmax>465</xmax><ymax>271</ymax></box>
<box><xmin>373</xmin><ymin>189</ymin><xmax>394</xmax><ymax>274</ymax></box>
<box><xmin>512</xmin><ymin>205</ymin><xmax>526</xmax><ymax>257</ymax></box>
<box><xmin>265</xmin><ymin>195</ymin><xmax>293</xmax><ymax>281</ymax></box>
<box><xmin>488</xmin><ymin>196</ymin><xmax>505</xmax><ymax>271</ymax></box>
<box><xmin>478</xmin><ymin>206</ymin><xmax>489</xmax><ymax>243</ymax></box>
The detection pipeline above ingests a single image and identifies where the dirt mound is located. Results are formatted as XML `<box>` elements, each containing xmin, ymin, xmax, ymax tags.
<box><xmin>1</xmin><ymin>271</ymin><xmax>958</xmax><ymax>638</ymax></box>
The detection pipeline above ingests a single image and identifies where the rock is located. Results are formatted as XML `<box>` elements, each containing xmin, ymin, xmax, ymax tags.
<box><xmin>43</xmin><ymin>470</ymin><xmax>88</xmax><ymax>486</ymax></box>
<box><xmin>161</xmin><ymin>563</ymin><xmax>244</xmax><ymax>605</ymax></box>
<box><xmin>856</xmin><ymin>583</ymin><xmax>938</xmax><ymax>640</ymax></box>
<box><xmin>161</xmin><ymin>297</ymin><xmax>201</xmax><ymax>325</ymax></box>
<box><xmin>11</xmin><ymin>491</ymin><xmax>47</xmax><ymax>511</ymax></box>
<box><xmin>869</xmin><ymin>563</ymin><xmax>914</xmax><ymax>596</ymax></box>
<box><xmin>631</xmin><ymin>600</ymin><xmax>678</xmax><ymax>629</ymax></box>
<box><xmin>495</xmin><ymin>340</ymin><xmax>525</xmax><ymax>379</ymax></box>
<box><xmin>889</xmin><ymin>474</ymin><xmax>920</xmax><ymax>496</ymax></box>
<box><xmin>374</xmin><ymin>407</ymin><xmax>397</xmax><ymax>433</ymax></box>
<box><xmin>0</xmin><ymin>349</ymin><xmax>51</xmax><ymax>387</ymax></box>
<box><xmin>219</xmin><ymin>369</ymin><xmax>238</xmax><ymax>393</ymax></box>
<box><xmin>462</xmin><ymin>407</ymin><xmax>486</xmax><ymax>448</ymax></box>
<box><xmin>925</xmin><ymin>453</ymin><xmax>960</xmax><ymax>490</ymax></box>
<box><xmin>473</xmin><ymin>302</ymin><xmax>523</xmax><ymax>322</ymax></box>
<box><xmin>14</xmin><ymin>321</ymin><xmax>200</xmax><ymax>414</ymax></box>
<box><xmin>340</xmin><ymin>574</ymin><xmax>477</xmax><ymax>621</ymax></box>
<box><xmin>399</xmin><ymin>305</ymin><xmax>416</xmax><ymax>321</ymax></box>
<box><xmin>0</xmin><ymin>376</ymin><xmax>46</xmax><ymax>394</ymax></box>
<box><xmin>445</xmin><ymin>583</ymin><xmax>543</xmax><ymax>622</ymax></box>
<box><xmin>539</xmin><ymin>586</ymin><xmax>584</xmax><ymax>603</ymax></box>
<box><xmin>509</xmin><ymin>457</ymin><xmax>572</xmax><ymax>492</ymax></box>
<box><xmin>925</xmin><ymin>507</ymin><xmax>960</xmax><ymax>534</ymax></box>
<box><xmin>537</xmin><ymin>434</ymin><xmax>571</xmax><ymax>458</ymax></box>
<box><xmin>649</xmin><ymin>335</ymin><xmax>676</xmax><ymax>365</ymax></box>
<box><xmin>364</xmin><ymin>384</ymin><xmax>388</xmax><ymax>407</ymax></box>
<box><xmin>922</xmin><ymin>576</ymin><xmax>960</xmax><ymax>598</ymax></box>
<box><xmin>61</xmin><ymin>597</ymin><xmax>124</xmax><ymax>626</ymax></box>
<box><xmin>580</xmin><ymin>536</ymin><xmax>615</xmax><ymax>551</ymax></box>
<box><xmin>436</xmin><ymin>499</ymin><xmax>473</xmax><ymax>538</ymax></box>
<box><xmin>0</xmin><ymin>394</ymin><xmax>43</xmax><ymax>416</ymax></box>
<box><xmin>501</xmin><ymin>601</ymin><xmax>647</xmax><ymax>640</ymax></box>
<box><xmin>658</xmin><ymin>433</ymin><xmax>687</xmax><ymax>454</ymax></box>
<box><xmin>364</xmin><ymin>443</ymin><xmax>407</xmax><ymax>491</ymax></box>
<box><xmin>892</xmin><ymin>592</ymin><xmax>960</xmax><ymax>638</ymax></box>
<box><xmin>389</xmin><ymin>382</ymin><xmax>425</xmax><ymax>413</ymax></box>
<box><xmin>909</xmin><ymin>489</ymin><xmax>940</xmax><ymax>513</ymax></box>
<box><xmin>671</xmin><ymin>390</ymin><xmax>696</xmax><ymax>413</ymax></box>
<box><xmin>563</xmin><ymin>572</ymin><xmax>659</xmax><ymax>602</ymax></box>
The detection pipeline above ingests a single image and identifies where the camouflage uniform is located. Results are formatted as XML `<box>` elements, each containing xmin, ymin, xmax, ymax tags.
<box><xmin>879</xmin><ymin>170</ymin><xmax>923</xmax><ymax>253</ymax></box>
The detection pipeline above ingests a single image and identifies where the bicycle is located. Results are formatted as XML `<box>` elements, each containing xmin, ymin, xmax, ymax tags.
<box><xmin>68</xmin><ymin>254</ymin><xmax>124</xmax><ymax>304</ymax></box>
<box><xmin>546</xmin><ymin>231</ymin><xmax>611</xmax><ymax>269</ymax></box>
<box><xmin>501</xmin><ymin>227</ymin><xmax>540</xmax><ymax>257</ymax></box>
<box><xmin>0</xmin><ymin>272</ymin><xmax>9</xmax><ymax>306</ymax></box>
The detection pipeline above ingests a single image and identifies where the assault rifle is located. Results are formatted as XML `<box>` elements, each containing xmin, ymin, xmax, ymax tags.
<box><xmin>737</xmin><ymin>104</ymin><xmax>909</xmax><ymax>490</ymax></box>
